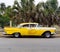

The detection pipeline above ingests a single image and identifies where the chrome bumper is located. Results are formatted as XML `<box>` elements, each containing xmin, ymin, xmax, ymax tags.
<box><xmin>51</xmin><ymin>32</ymin><xmax>56</xmax><ymax>35</ymax></box>
<box><xmin>2</xmin><ymin>32</ymin><xmax>6</xmax><ymax>35</ymax></box>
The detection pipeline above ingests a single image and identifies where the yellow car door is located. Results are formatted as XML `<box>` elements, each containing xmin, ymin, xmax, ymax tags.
<box><xmin>28</xmin><ymin>24</ymin><xmax>37</xmax><ymax>35</ymax></box>
<box><xmin>19</xmin><ymin>24</ymin><xmax>30</xmax><ymax>35</ymax></box>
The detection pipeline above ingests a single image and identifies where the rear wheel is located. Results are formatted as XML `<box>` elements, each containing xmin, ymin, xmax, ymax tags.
<box><xmin>13</xmin><ymin>33</ymin><xmax>20</xmax><ymax>38</ymax></box>
<box><xmin>44</xmin><ymin>32</ymin><xmax>51</xmax><ymax>38</ymax></box>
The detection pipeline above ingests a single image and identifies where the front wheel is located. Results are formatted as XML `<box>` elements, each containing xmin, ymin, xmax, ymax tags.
<box><xmin>13</xmin><ymin>33</ymin><xmax>20</xmax><ymax>38</ymax></box>
<box><xmin>44</xmin><ymin>32</ymin><xmax>51</xmax><ymax>38</ymax></box>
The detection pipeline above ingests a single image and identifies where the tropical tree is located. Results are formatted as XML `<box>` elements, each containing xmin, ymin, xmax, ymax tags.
<box><xmin>0</xmin><ymin>0</ymin><xmax>58</xmax><ymax>27</ymax></box>
<box><xmin>12</xmin><ymin>0</ymin><xmax>59</xmax><ymax>26</ymax></box>
<box><xmin>0</xmin><ymin>3</ymin><xmax>6</xmax><ymax>15</ymax></box>
<box><xmin>12</xmin><ymin>0</ymin><xmax>36</xmax><ymax>25</ymax></box>
<box><xmin>0</xmin><ymin>3</ymin><xmax>10</xmax><ymax>28</ymax></box>
<box><xmin>46</xmin><ymin>0</ymin><xmax>58</xmax><ymax>26</ymax></box>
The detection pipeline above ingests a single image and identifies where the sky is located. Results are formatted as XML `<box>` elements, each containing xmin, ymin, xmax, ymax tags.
<box><xmin>0</xmin><ymin>0</ymin><xmax>60</xmax><ymax>6</ymax></box>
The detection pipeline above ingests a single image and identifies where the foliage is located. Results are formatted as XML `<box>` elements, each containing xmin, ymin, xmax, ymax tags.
<box><xmin>0</xmin><ymin>0</ymin><xmax>60</xmax><ymax>27</ymax></box>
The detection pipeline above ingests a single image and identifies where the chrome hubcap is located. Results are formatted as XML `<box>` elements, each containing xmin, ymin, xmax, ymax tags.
<box><xmin>14</xmin><ymin>33</ymin><xmax>19</xmax><ymax>37</ymax></box>
<box><xmin>45</xmin><ymin>33</ymin><xmax>50</xmax><ymax>38</ymax></box>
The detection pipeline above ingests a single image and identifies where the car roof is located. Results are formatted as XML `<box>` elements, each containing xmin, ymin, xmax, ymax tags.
<box><xmin>20</xmin><ymin>23</ymin><xmax>38</xmax><ymax>24</ymax></box>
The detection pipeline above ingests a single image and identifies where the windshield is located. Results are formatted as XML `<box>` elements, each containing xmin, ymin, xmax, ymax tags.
<box><xmin>17</xmin><ymin>24</ymin><xmax>22</xmax><ymax>28</ymax></box>
<box><xmin>17</xmin><ymin>24</ymin><xmax>29</xmax><ymax>28</ymax></box>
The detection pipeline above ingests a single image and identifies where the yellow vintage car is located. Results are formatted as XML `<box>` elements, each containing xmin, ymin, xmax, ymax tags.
<box><xmin>3</xmin><ymin>23</ymin><xmax>56</xmax><ymax>38</ymax></box>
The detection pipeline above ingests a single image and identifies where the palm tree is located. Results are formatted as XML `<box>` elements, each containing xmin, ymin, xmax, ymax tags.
<box><xmin>46</xmin><ymin>0</ymin><xmax>58</xmax><ymax>26</ymax></box>
<box><xmin>12</xmin><ymin>0</ymin><xmax>36</xmax><ymax>24</ymax></box>
<box><xmin>0</xmin><ymin>3</ymin><xmax>6</xmax><ymax>15</ymax></box>
<box><xmin>5</xmin><ymin>6</ymin><xmax>13</xmax><ymax>27</ymax></box>
<box><xmin>11</xmin><ymin>0</ymin><xmax>59</xmax><ymax>26</ymax></box>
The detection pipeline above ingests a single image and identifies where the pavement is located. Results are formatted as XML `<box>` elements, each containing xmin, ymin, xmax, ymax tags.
<box><xmin>0</xmin><ymin>38</ymin><xmax>60</xmax><ymax>52</ymax></box>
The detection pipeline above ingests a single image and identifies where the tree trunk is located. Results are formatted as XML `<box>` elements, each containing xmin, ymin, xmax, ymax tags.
<box><xmin>10</xmin><ymin>20</ymin><xmax>12</xmax><ymax>27</ymax></box>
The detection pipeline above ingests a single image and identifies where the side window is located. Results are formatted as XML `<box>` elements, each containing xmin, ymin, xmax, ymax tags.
<box><xmin>22</xmin><ymin>24</ymin><xmax>29</xmax><ymax>27</ymax></box>
<box><xmin>30</xmin><ymin>24</ymin><xmax>36</xmax><ymax>27</ymax></box>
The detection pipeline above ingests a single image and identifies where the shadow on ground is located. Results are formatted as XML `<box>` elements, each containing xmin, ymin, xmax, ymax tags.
<box><xmin>3</xmin><ymin>36</ymin><xmax>56</xmax><ymax>38</ymax></box>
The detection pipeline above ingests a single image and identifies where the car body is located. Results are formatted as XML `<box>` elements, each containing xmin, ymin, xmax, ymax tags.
<box><xmin>3</xmin><ymin>23</ymin><xmax>56</xmax><ymax>38</ymax></box>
